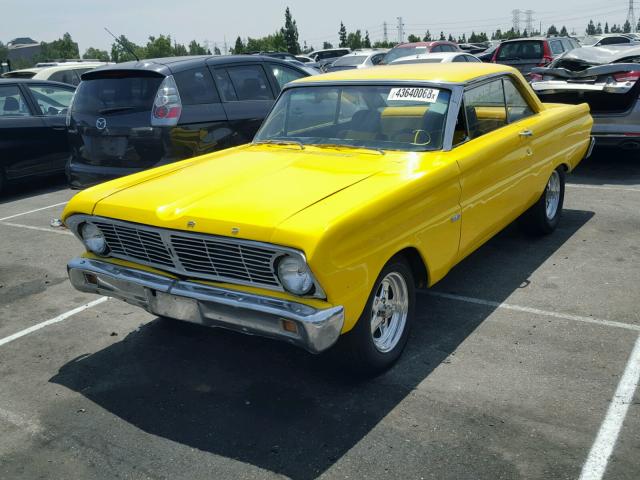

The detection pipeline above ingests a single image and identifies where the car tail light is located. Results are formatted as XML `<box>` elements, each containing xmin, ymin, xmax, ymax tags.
<box><xmin>529</xmin><ymin>73</ymin><xmax>543</xmax><ymax>82</ymax></box>
<box><xmin>538</xmin><ymin>42</ymin><xmax>553</xmax><ymax>66</ymax></box>
<box><xmin>151</xmin><ymin>75</ymin><xmax>181</xmax><ymax>126</ymax></box>
<box><xmin>613</xmin><ymin>71</ymin><xmax>640</xmax><ymax>83</ymax></box>
<box><xmin>491</xmin><ymin>49</ymin><xmax>499</xmax><ymax>63</ymax></box>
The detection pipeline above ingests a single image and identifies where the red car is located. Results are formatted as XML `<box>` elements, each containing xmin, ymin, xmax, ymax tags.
<box><xmin>382</xmin><ymin>41</ymin><xmax>461</xmax><ymax>64</ymax></box>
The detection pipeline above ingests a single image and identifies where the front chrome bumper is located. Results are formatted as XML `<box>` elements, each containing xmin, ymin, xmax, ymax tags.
<box><xmin>67</xmin><ymin>257</ymin><xmax>344</xmax><ymax>353</ymax></box>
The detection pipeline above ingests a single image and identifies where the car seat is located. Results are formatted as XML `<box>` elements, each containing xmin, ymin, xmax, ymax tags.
<box><xmin>3</xmin><ymin>96</ymin><xmax>19</xmax><ymax>114</ymax></box>
<box><xmin>339</xmin><ymin>110</ymin><xmax>383</xmax><ymax>141</ymax></box>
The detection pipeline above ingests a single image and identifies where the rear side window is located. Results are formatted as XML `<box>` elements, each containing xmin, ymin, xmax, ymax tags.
<box><xmin>600</xmin><ymin>36</ymin><xmax>630</xmax><ymax>46</ymax></box>
<box><xmin>173</xmin><ymin>68</ymin><xmax>219</xmax><ymax>105</ymax></box>
<box><xmin>49</xmin><ymin>69</ymin><xmax>77</xmax><ymax>85</ymax></box>
<box><xmin>267</xmin><ymin>63</ymin><xmax>306</xmax><ymax>89</ymax></box>
<box><xmin>0</xmin><ymin>85</ymin><xmax>31</xmax><ymax>116</ymax></box>
<box><xmin>497</xmin><ymin>41</ymin><xmax>543</xmax><ymax>60</ymax></box>
<box><xmin>463</xmin><ymin>79</ymin><xmax>507</xmax><ymax>139</ymax></box>
<box><xmin>549</xmin><ymin>40</ymin><xmax>564</xmax><ymax>55</ymax></box>
<box><xmin>72</xmin><ymin>74</ymin><xmax>163</xmax><ymax>114</ymax></box>
<box><xmin>211</xmin><ymin>68</ymin><xmax>237</xmax><ymax>102</ymax></box>
<box><xmin>503</xmin><ymin>78</ymin><xmax>534</xmax><ymax>122</ymax></box>
<box><xmin>27</xmin><ymin>85</ymin><xmax>74</xmax><ymax>115</ymax></box>
<box><xmin>226</xmin><ymin>65</ymin><xmax>274</xmax><ymax>101</ymax></box>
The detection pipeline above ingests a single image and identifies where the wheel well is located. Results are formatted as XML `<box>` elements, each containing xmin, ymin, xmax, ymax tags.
<box><xmin>395</xmin><ymin>247</ymin><xmax>429</xmax><ymax>289</ymax></box>
<box><xmin>559</xmin><ymin>162</ymin><xmax>570</xmax><ymax>173</ymax></box>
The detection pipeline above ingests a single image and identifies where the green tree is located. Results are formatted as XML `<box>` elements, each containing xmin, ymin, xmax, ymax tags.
<box><xmin>407</xmin><ymin>33</ymin><xmax>421</xmax><ymax>43</ymax></box>
<box><xmin>596</xmin><ymin>22</ymin><xmax>603</xmax><ymax>34</ymax></box>
<box><xmin>233</xmin><ymin>36</ymin><xmax>245</xmax><ymax>54</ymax></box>
<box><xmin>423</xmin><ymin>30</ymin><xmax>432</xmax><ymax>41</ymax></box>
<box><xmin>439</xmin><ymin>31</ymin><xmax>446</xmax><ymax>40</ymax></box>
<box><xmin>40</xmin><ymin>33</ymin><xmax>79</xmax><ymax>60</ymax></box>
<box><xmin>623</xmin><ymin>20</ymin><xmax>631</xmax><ymax>33</ymax></box>
<box><xmin>323</xmin><ymin>41</ymin><xmax>333</xmax><ymax>49</ymax></box>
<box><xmin>83</xmin><ymin>47</ymin><xmax>110</xmax><ymax>61</ymax></box>
<box><xmin>188</xmin><ymin>40</ymin><xmax>208</xmax><ymax>55</ymax></box>
<box><xmin>280</xmin><ymin>7</ymin><xmax>301</xmax><ymax>54</ymax></box>
<box><xmin>339</xmin><ymin>22</ymin><xmax>348</xmax><ymax>47</ymax></box>
<box><xmin>145</xmin><ymin>35</ymin><xmax>173</xmax><ymax>58</ymax></box>
<box><xmin>586</xmin><ymin>20</ymin><xmax>597</xmax><ymax>35</ymax></box>
<box><xmin>363</xmin><ymin>31</ymin><xmax>371</xmax><ymax>48</ymax></box>
<box><xmin>560</xmin><ymin>26</ymin><xmax>568</xmax><ymax>36</ymax></box>
<box><xmin>110</xmin><ymin>35</ymin><xmax>144</xmax><ymax>62</ymax></box>
<box><xmin>214</xmin><ymin>45</ymin><xmax>221</xmax><ymax>55</ymax></box>
<box><xmin>0</xmin><ymin>41</ymin><xmax>8</xmax><ymax>60</ymax></box>
<box><xmin>447</xmin><ymin>34</ymin><xmax>455</xmax><ymax>42</ymax></box>
<box><xmin>547</xmin><ymin>25</ymin><xmax>558</xmax><ymax>36</ymax></box>
<box><xmin>173</xmin><ymin>42</ymin><xmax>188</xmax><ymax>56</ymax></box>
<box><xmin>346</xmin><ymin>30</ymin><xmax>362</xmax><ymax>49</ymax></box>
<box><xmin>604</xmin><ymin>22</ymin><xmax>609</xmax><ymax>34</ymax></box>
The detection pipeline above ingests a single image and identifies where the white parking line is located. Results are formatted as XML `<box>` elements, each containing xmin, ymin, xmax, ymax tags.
<box><xmin>567</xmin><ymin>184</ymin><xmax>640</xmax><ymax>193</ymax></box>
<box><xmin>0</xmin><ymin>222</ymin><xmax>73</xmax><ymax>236</ymax></box>
<box><xmin>0</xmin><ymin>201</ymin><xmax>67</xmax><ymax>222</ymax></box>
<box><xmin>0</xmin><ymin>297</ymin><xmax>108</xmax><ymax>348</ymax></box>
<box><xmin>424</xmin><ymin>291</ymin><xmax>640</xmax><ymax>332</ymax></box>
<box><xmin>579</xmin><ymin>335</ymin><xmax>640</xmax><ymax>480</ymax></box>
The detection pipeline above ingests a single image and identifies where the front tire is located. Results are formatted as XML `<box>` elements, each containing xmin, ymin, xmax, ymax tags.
<box><xmin>337</xmin><ymin>256</ymin><xmax>415</xmax><ymax>376</ymax></box>
<box><xmin>520</xmin><ymin>167</ymin><xmax>565</xmax><ymax>235</ymax></box>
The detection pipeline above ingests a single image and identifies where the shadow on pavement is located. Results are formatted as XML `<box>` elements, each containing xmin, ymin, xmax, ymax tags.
<box><xmin>50</xmin><ymin>209</ymin><xmax>594</xmax><ymax>480</ymax></box>
<box><xmin>0</xmin><ymin>173</ymin><xmax>68</xmax><ymax>206</ymax></box>
<box><xmin>569</xmin><ymin>147</ymin><xmax>640</xmax><ymax>187</ymax></box>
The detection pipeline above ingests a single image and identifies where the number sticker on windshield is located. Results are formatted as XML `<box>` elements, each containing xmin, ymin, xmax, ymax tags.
<box><xmin>387</xmin><ymin>87</ymin><xmax>440</xmax><ymax>103</ymax></box>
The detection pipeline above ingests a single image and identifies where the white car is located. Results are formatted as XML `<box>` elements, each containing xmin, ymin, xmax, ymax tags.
<box><xmin>390</xmin><ymin>52</ymin><xmax>481</xmax><ymax>65</ymax></box>
<box><xmin>1</xmin><ymin>61</ymin><xmax>111</xmax><ymax>86</ymax></box>
<box><xmin>324</xmin><ymin>49</ymin><xmax>389</xmax><ymax>71</ymax></box>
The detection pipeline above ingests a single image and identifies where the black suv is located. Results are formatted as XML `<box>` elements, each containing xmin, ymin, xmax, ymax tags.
<box><xmin>67</xmin><ymin>55</ymin><xmax>314</xmax><ymax>188</ymax></box>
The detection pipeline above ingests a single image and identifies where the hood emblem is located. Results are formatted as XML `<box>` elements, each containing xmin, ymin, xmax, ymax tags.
<box><xmin>187</xmin><ymin>221</ymin><xmax>196</xmax><ymax>228</ymax></box>
<box><xmin>96</xmin><ymin>118</ymin><xmax>107</xmax><ymax>130</ymax></box>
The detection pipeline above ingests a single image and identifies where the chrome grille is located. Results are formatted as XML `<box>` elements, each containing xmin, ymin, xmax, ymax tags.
<box><xmin>89</xmin><ymin>218</ymin><xmax>284</xmax><ymax>290</ymax></box>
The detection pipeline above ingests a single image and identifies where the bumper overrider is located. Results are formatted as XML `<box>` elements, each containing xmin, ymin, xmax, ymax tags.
<box><xmin>67</xmin><ymin>257</ymin><xmax>344</xmax><ymax>353</ymax></box>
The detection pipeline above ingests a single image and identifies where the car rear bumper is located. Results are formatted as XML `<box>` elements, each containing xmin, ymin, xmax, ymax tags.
<box><xmin>66</xmin><ymin>161</ymin><xmax>146</xmax><ymax>189</ymax></box>
<box><xmin>67</xmin><ymin>257</ymin><xmax>344</xmax><ymax>353</ymax></box>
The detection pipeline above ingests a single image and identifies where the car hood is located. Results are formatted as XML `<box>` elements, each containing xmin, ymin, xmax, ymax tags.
<box><xmin>91</xmin><ymin>144</ymin><xmax>385</xmax><ymax>243</ymax></box>
<box><xmin>552</xmin><ymin>45</ymin><xmax>640</xmax><ymax>66</ymax></box>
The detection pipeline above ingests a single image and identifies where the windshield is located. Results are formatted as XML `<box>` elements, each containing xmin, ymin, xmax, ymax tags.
<box><xmin>581</xmin><ymin>36</ymin><xmax>601</xmax><ymax>46</ymax></box>
<box><xmin>497</xmin><ymin>41</ymin><xmax>544</xmax><ymax>60</ymax></box>
<box><xmin>383</xmin><ymin>46</ymin><xmax>429</xmax><ymax>64</ymax></box>
<box><xmin>333</xmin><ymin>55</ymin><xmax>368</xmax><ymax>66</ymax></box>
<box><xmin>254</xmin><ymin>85</ymin><xmax>451</xmax><ymax>152</ymax></box>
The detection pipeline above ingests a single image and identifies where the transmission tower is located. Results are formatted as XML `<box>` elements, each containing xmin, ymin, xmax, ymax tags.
<box><xmin>512</xmin><ymin>9</ymin><xmax>521</xmax><ymax>33</ymax></box>
<box><xmin>383</xmin><ymin>22</ymin><xmax>388</xmax><ymax>43</ymax></box>
<box><xmin>627</xmin><ymin>0</ymin><xmax>637</xmax><ymax>33</ymax></box>
<box><xmin>525</xmin><ymin>10</ymin><xmax>534</xmax><ymax>35</ymax></box>
<box><xmin>396</xmin><ymin>17</ymin><xmax>405</xmax><ymax>44</ymax></box>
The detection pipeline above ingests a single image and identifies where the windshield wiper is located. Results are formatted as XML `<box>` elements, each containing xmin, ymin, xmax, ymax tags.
<box><xmin>308</xmin><ymin>143</ymin><xmax>385</xmax><ymax>155</ymax></box>
<box><xmin>98</xmin><ymin>106</ymin><xmax>135</xmax><ymax>114</ymax></box>
<box><xmin>254</xmin><ymin>139</ymin><xmax>305</xmax><ymax>150</ymax></box>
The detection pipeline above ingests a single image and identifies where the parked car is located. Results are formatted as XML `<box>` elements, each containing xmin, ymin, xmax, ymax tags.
<box><xmin>323</xmin><ymin>49</ymin><xmax>388</xmax><ymax>72</ymax></box>
<box><xmin>390</xmin><ymin>52</ymin><xmax>481</xmax><ymax>65</ymax></box>
<box><xmin>2</xmin><ymin>61</ymin><xmax>111</xmax><ymax>86</ymax></box>
<box><xmin>295</xmin><ymin>55</ymin><xmax>314</xmax><ymax>63</ymax></box>
<box><xmin>0</xmin><ymin>79</ymin><xmax>75</xmax><ymax>194</ymax></box>
<box><xmin>492</xmin><ymin>37</ymin><xmax>580</xmax><ymax>78</ymax></box>
<box><xmin>66</xmin><ymin>55</ymin><xmax>314</xmax><ymax>188</ymax></box>
<box><xmin>531</xmin><ymin>45</ymin><xmax>640</xmax><ymax>149</ymax></box>
<box><xmin>63</xmin><ymin>63</ymin><xmax>593</xmax><ymax>375</ymax></box>
<box><xmin>307</xmin><ymin>48</ymin><xmax>351</xmax><ymax>71</ymax></box>
<box><xmin>458</xmin><ymin>43</ymin><xmax>489</xmax><ymax>54</ymax></box>
<box><xmin>476</xmin><ymin>43</ymin><xmax>500</xmax><ymax>62</ymax></box>
<box><xmin>381</xmin><ymin>41</ymin><xmax>461</xmax><ymax>65</ymax></box>
<box><xmin>579</xmin><ymin>34</ymin><xmax>639</xmax><ymax>47</ymax></box>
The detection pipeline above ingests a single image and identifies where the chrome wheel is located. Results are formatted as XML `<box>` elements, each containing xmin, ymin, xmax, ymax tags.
<box><xmin>370</xmin><ymin>272</ymin><xmax>409</xmax><ymax>353</ymax></box>
<box><xmin>545</xmin><ymin>170</ymin><xmax>561</xmax><ymax>220</ymax></box>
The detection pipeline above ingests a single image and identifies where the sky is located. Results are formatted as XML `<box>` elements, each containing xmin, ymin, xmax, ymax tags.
<box><xmin>2</xmin><ymin>0</ymin><xmax>633</xmax><ymax>53</ymax></box>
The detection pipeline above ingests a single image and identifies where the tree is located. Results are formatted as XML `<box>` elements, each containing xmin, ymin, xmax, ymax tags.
<box><xmin>407</xmin><ymin>33</ymin><xmax>421</xmax><ymax>43</ymax></box>
<box><xmin>547</xmin><ymin>25</ymin><xmax>558</xmax><ymax>36</ymax></box>
<box><xmin>522</xmin><ymin>29</ymin><xmax>529</xmax><ymax>38</ymax></box>
<box><xmin>233</xmin><ymin>36</ymin><xmax>245</xmax><ymax>54</ymax></box>
<box><xmin>214</xmin><ymin>45</ymin><xmax>221</xmax><ymax>55</ymax></box>
<box><xmin>596</xmin><ymin>22</ymin><xmax>603</xmax><ymax>34</ymax></box>
<box><xmin>560</xmin><ymin>26</ymin><xmax>568</xmax><ymax>37</ymax></box>
<box><xmin>347</xmin><ymin>30</ymin><xmax>362</xmax><ymax>49</ymax></box>
<box><xmin>586</xmin><ymin>20</ymin><xmax>597</xmax><ymax>35</ymax></box>
<box><xmin>363</xmin><ymin>31</ymin><xmax>371</xmax><ymax>48</ymax></box>
<box><xmin>40</xmin><ymin>33</ymin><xmax>79</xmax><ymax>60</ymax></box>
<box><xmin>145</xmin><ymin>35</ymin><xmax>174</xmax><ymax>58</ymax></box>
<box><xmin>323</xmin><ymin>41</ymin><xmax>333</xmax><ymax>49</ymax></box>
<box><xmin>188</xmin><ymin>40</ymin><xmax>208</xmax><ymax>55</ymax></box>
<box><xmin>83</xmin><ymin>47</ymin><xmax>110</xmax><ymax>61</ymax></box>
<box><xmin>173</xmin><ymin>42</ymin><xmax>188</xmax><ymax>56</ymax></box>
<box><xmin>439</xmin><ymin>31</ymin><xmax>446</xmax><ymax>40</ymax></box>
<box><xmin>280</xmin><ymin>7</ymin><xmax>301</xmax><ymax>54</ymax></box>
<box><xmin>604</xmin><ymin>22</ymin><xmax>610</xmax><ymax>34</ymax></box>
<box><xmin>624</xmin><ymin>20</ymin><xmax>632</xmax><ymax>33</ymax></box>
<box><xmin>447</xmin><ymin>34</ymin><xmax>455</xmax><ymax>42</ymax></box>
<box><xmin>0</xmin><ymin>41</ymin><xmax>8</xmax><ymax>61</ymax></box>
<box><xmin>423</xmin><ymin>30</ymin><xmax>432</xmax><ymax>41</ymax></box>
<box><xmin>339</xmin><ymin>22</ymin><xmax>348</xmax><ymax>47</ymax></box>
<box><xmin>110</xmin><ymin>35</ymin><xmax>143</xmax><ymax>62</ymax></box>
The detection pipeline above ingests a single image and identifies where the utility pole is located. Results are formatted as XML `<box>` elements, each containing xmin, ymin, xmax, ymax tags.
<box><xmin>627</xmin><ymin>0</ymin><xmax>636</xmax><ymax>33</ymax></box>
<box><xmin>512</xmin><ymin>9</ymin><xmax>521</xmax><ymax>33</ymax></box>
<box><xmin>223</xmin><ymin>36</ymin><xmax>228</xmax><ymax>55</ymax></box>
<box><xmin>383</xmin><ymin>22</ymin><xmax>388</xmax><ymax>43</ymax></box>
<box><xmin>525</xmin><ymin>10</ymin><xmax>534</xmax><ymax>35</ymax></box>
<box><xmin>396</xmin><ymin>17</ymin><xmax>404</xmax><ymax>44</ymax></box>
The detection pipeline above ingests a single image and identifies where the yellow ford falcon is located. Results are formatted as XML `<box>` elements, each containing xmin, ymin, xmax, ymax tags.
<box><xmin>63</xmin><ymin>63</ymin><xmax>593</xmax><ymax>374</ymax></box>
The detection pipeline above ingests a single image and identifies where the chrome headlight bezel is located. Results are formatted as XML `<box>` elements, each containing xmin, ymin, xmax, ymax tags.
<box><xmin>276</xmin><ymin>255</ymin><xmax>316</xmax><ymax>296</ymax></box>
<box><xmin>79</xmin><ymin>222</ymin><xmax>109</xmax><ymax>256</ymax></box>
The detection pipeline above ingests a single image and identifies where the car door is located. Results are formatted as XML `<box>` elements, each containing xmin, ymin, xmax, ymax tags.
<box><xmin>0</xmin><ymin>83</ymin><xmax>53</xmax><ymax>180</ymax></box>
<box><xmin>455</xmin><ymin>76</ymin><xmax>537</xmax><ymax>259</ymax></box>
<box><xmin>209</xmin><ymin>63</ymin><xmax>276</xmax><ymax>144</ymax></box>
<box><xmin>24</xmin><ymin>83</ymin><xmax>75</xmax><ymax>172</ymax></box>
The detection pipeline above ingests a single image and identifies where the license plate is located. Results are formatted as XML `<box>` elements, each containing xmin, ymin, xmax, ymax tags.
<box><xmin>151</xmin><ymin>291</ymin><xmax>200</xmax><ymax>322</ymax></box>
<box><xmin>88</xmin><ymin>136</ymin><xmax>127</xmax><ymax>157</ymax></box>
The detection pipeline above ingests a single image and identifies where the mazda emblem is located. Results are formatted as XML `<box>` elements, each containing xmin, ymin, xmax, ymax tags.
<box><xmin>96</xmin><ymin>118</ymin><xmax>107</xmax><ymax>130</ymax></box>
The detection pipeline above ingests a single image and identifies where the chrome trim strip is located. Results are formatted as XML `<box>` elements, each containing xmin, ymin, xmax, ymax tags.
<box><xmin>586</xmin><ymin>136</ymin><xmax>596</xmax><ymax>159</ymax></box>
<box><xmin>67</xmin><ymin>257</ymin><xmax>343</xmax><ymax>353</ymax></box>
<box><xmin>65</xmin><ymin>214</ymin><xmax>326</xmax><ymax>299</ymax></box>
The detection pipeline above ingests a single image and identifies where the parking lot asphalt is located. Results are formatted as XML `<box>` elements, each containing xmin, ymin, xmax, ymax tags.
<box><xmin>0</xmin><ymin>151</ymin><xmax>638</xmax><ymax>480</ymax></box>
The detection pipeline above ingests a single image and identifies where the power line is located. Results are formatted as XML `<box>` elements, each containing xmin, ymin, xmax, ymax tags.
<box><xmin>627</xmin><ymin>0</ymin><xmax>637</xmax><ymax>31</ymax></box>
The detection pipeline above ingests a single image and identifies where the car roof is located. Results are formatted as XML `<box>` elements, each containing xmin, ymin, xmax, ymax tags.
<box><xmin>392</xmin><ymin>52</ymin><xmax>464</xmax><ymax>62</ymax></box>
<box><xmin>292</xmin><ymin>62</ymin><xmax>515</xmax><ymax>85</ymax></box>
<box><xmin>393</xmin><ymin>41</ymin><xmax>454</xmax><ymax>48</ymax></box>
<box><xmin>0</xmin><ymin>78</ymin><xmax>75</xmax><ymax>87</ymax></box>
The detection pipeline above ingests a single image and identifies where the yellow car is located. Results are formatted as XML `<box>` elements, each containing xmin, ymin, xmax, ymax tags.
<box><xmin>63</xmin><ymin>63</ymin><xmax>593</xmax><ymax>374</ymax></box>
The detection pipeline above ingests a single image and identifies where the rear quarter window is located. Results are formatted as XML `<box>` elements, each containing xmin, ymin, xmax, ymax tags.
<box><xmin>173</xmin><ymin>67</ymin><xmax>219</xmax><ymax>105</ymax></box>
<box><xmin>497</xmin><ymin>41</ymin><xmax>543</xmax><ymax>60</ymax></box>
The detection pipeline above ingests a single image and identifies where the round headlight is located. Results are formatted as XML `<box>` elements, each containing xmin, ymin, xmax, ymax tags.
<box><xmin>80</xmin><ymin>223</ymin><xmax>108</xmax><ymax>255</ymax></box>
<box><xmin>277</xmin><ymin>256</ymin><xmax>314</xmax><ymax>295</ymax></box>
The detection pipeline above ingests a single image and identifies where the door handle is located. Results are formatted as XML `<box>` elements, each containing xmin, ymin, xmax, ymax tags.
<box><xmin>52</xmin><ymin>126</ymin><xmax>67</xmax><ymax>131</ymax></box>
<box><xmin>519</xmin><ymin>129</ymin><xmax>534</xmax><ymax>137</ymax></box>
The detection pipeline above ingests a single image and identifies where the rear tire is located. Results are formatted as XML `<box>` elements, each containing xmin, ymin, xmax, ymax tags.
<box><xmin>336</xmin><ymin>256</ymin><xmax>415</xmax><ymax>377</ymax></box>
<box><xmin>520</xmin><ymin>167</ymin><xmax>565</xmax><ymax>235</ymax></box>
